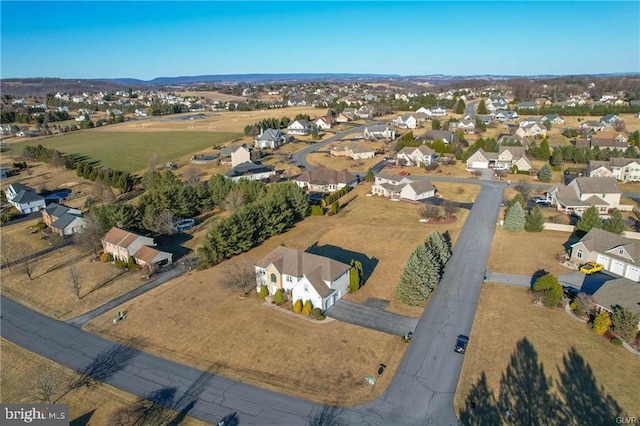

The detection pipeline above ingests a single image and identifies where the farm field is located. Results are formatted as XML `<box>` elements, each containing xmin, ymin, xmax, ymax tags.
<box><xmin>454</xmin><ymin>284</ymin><xmax>640</xmax><ymax>419</ymax></box>
<box><xmin>0</xmin><ymin>339</ymin><xmax>207</xmax><ymax>426</ymax></box>
<box><xmin>84</xmin><ymin>183</ymin><xmax>475</xmax><ymax>404</ymax></box>
<box><xmin>1</xmin><ymin>131</ymin><xmax>240</xmax><ymax>173</ymax></box>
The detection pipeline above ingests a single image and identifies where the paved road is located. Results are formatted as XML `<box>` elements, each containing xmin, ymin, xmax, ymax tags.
<box><xmin>292</xmin><ymin>125</ymin><xmax>368</xmax><ymax>168</ymax></box>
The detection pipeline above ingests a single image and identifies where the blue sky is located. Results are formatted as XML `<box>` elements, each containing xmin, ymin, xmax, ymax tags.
<box><xmin>1</xmin><ymin>1</ymin><xmax>638</xmax><ymax>79</ymax></box>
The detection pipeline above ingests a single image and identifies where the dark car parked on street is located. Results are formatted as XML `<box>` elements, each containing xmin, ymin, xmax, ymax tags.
<box><xmin>454</xmin><ymin>335</ymin><xmax>469</xmax><ymax>354</ymax></box>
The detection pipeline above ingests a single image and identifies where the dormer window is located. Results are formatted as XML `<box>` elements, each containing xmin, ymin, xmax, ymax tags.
<box><xmin>619</xmin><ymin>248</ymin><xmax>624</xmax><ymax>255</ymax></box>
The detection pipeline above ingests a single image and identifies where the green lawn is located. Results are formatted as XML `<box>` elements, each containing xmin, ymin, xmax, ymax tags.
<box><xmin>4</xmin><ymin>131</ymin><xmax>240</xmax><ymax>173</ymax></box>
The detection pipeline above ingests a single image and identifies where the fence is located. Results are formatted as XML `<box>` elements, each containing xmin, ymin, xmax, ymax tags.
<box><xmin>542</xmin><ymin>223</ymin><xmax>640</xmax><ymax>240</ymax></box>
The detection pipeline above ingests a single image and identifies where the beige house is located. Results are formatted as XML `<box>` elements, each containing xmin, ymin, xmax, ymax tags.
<box><xmin>548</xmin><ymin>177</ymin><xmax>622</xmax><ymax>216</ymax></box>
<box><xmin>101</xmin><ymin>227</ymin><xmax>172</xmax><ymax>267</ymax></box>
<box><xmin>294</xmin><ymin>167</ymin><xmax>358</xmax><ymax>192</ymax></box>
<box><xmin>230</xmin><ymin>144</ymin><xmax>252</xmax><ymax>167</ymax></box>
<box><xmin>372</xmin><ymin>173</ymin><xmax>436</xmax><ymax>201</ymax></box>
<box><xmin>396</xmin><ymin>146</ymin><xmax>436</xmax><ymax>166</ymax></box>
<box><xmin>588</xmin><ymin>158</ymin><xmax>640</xmax><ymax>182</ymax></box>
<box><xmin>330</xmin><ymin>142</ymin><xmax>375</xmax><ymax>160</ymax></box>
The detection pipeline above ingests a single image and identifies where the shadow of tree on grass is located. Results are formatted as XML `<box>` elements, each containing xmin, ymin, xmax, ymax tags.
<box><xmin>459</xmin><ymin>338</ymin><xmax>626</xmax><ymax>425</ymax></box>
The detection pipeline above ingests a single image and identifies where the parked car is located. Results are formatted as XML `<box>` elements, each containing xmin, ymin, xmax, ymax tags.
<box><xmin>399</xmin><ymin>170</ymin><xmax>411</xmax><ymax>176</ymax></box>
<box><xmin>562</xmin><ymin>286</ymin><xmax>579</xmax><ymax>299</ymax></box>
<box><xmin>454</xmin><ymin>335</ymin><xmax>469</xmax><ymax>354</ymax></box>
<box><xmin>579</xmin><ymin>262</ymin><xmax>604</xmax><ymax>275</ymax></box>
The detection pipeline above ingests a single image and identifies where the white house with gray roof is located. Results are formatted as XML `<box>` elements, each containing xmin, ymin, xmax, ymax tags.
<box><xmin>570</xmin><ymin>228</ymin><xmax>640</xmax><ymax>282</ymax></box>
<box><xmin>547</xmin><ymin>177</ymin><xmax>623</xmax><ymax>216</ymax></box>
<box><xmin>255</xmin><ymin>246</ymin><xmax>351</xmax><ymax>311</ymax></box>
<box><xmin>393</xmin><ymin>114</ymin><xmax>418</xmax><ymax>129</ymax></box>
<box><xmin>254</xmin><ymin>128</ymin><xmax>289</xmax><ymax>149</ymax></box>
<box><xmin>587</xmin><ymin>158</ymin><xmax>640</xmax><ymax>182</ymax></box>
<box><xmin>396</xmin><ymin>146</ymin><xmax>435</xmax><ymax>167</ymax></box>
<box><xmin>5</xmin><ymin>183</ymin><xmax>46</xmax><ymax>214</ymax></box>
<box><xmin>372</xmin><ymin>173</ymin><xmax>436</xmax><ymax>201</ymax></box>
<box><xmin>287</xmin><ymin>119</ymin><xmax>313</xmax><ymax>135</ymax></box>
<box><xmin>363</xmin><ymin>124</ymin><xmax>396</xmax><ymax>141</ymax></box>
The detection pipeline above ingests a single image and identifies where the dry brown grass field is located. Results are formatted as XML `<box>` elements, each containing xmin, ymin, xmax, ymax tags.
<box><xmin>0</xmin><ymin>339</ymin><xmax>207</xmax><ymax>425</ymax></box>
<box><xmin>487</xmin><ymin>228</ymin><xmax>575</xmax><ymax>276</ymax></box>
<box><xmin>306</xmin><ymin>152</ymin><xmax>382</xmax><ymax>173</ymax></box>
<box><xmin>454</xmin><ymin>284</ymin><xmax>640</xmax><ymax>417</ymax></box>
<box><xmin>84</xmin><ymin>184</ymin><xmax>473</xmax><ymax>404</ymax></box>
<box><xmin>0</xmin><ymin>244</ymin><xmax>153</xmax><ymax>320</ymax></box>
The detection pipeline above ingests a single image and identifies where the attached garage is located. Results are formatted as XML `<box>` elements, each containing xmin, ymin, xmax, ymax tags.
<box><xmin>596</xmin><ymin>254</ymin><xmax>610</xmax><ymax>269</ymax></box>
<box><xmin>609</xmin><ymin>259</ymin><xmax>625</xmax><ymax>276</ymax></box>
<box><xmin>625</xmin><ymin>265</ymin><xmax>640</xmax><ymax>282</ymax></box>
<box><xmin>472</xmin><ymin>161</ymin><xmax>488</xmax><ymax>169</ymax></box>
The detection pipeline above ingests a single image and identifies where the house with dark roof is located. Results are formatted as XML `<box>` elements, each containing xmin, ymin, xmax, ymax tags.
<box><xmin>420</xmin><ymin>130</ymin><xmax>454</xmax><ymax>144</ymax></box>
<box><xmin>41</xmin><ymin>203</ymin><xmax>85</xmax><ymax>235</ymax></box>
<box><xmin>101</xmin><ymin>227</ymin><xmax>172</xmax><ymax>267</ymax></box>
<box><xmin>591</xmin><ymin>278</ymin><xmax>640</xmax><ymax>317</ymax></box>
<box><xmin>587</xmin><ymin>158</ymin><xmax>640</xmax><ymax>182</ymax></box>
<box><xmin>547</xmin><ymin>177</ymin><xmax>622</xmax><ymax>216</ymax></box>
<box><xmin>5</xmin><ymin>183</ymin><xmax>46</xmax><ymax>214</ymax></box>
<box><xmin>224</xmin><ymin>162</ymin><xmax>275</xmax><ymax>183</ymax></box>
<box><xmin>570</xmin><ymin>228</ymin><xmax>640</xmax><ymax>282</ymax></box>
<box><xmin>294</xmin><ymin>167</ymin><xmax>357</xmax><ymax>192</ymax></box>
<box><xmin>287</xmin><ymin>119</ymin><xmax>313</xmax><ymax>135</ymax></box>
<box><xmin>255</xmin><ymin>246</ymin><xmax>352</xmax><ymax>311</ymax></box>
<box><xmin>371</xmin><ymin>173</ymin><xmax>436</xmax><ymax>201</ymax></box>
<box><xmin>600</xmin><ymin>114</ymin><xmax>622</xmax><ymax>128</ymax></box>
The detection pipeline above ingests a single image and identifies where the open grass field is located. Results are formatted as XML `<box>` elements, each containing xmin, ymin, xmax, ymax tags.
<box><xmin>487</xmin><ymin>228</ymin><xmax>577</xmax><ymax>276</ymax></box>
<box><xmin>454</xmin><ymin>284</ymin><xmax>640</xmax><ymax>418</ymax></box>
<box><xmin>0</xmin><ymin>339</ymin><xmax>207</xmax><ymax>425</ymax></box>
<box><xmin>306</xmin><ymin>151</ymin><xmax>383</xmax><ymax>173</ymax></box>
<box><xmin>0</xmin><ymin>244</ymin><xmax>154</xmax><ymax>320</ymax></box>
<box><xmin>83</xmin><ymin>183</ymin><xmax>473</xmax><ymax>404</ymax></box>
<box><xmin>1</xmin><ymin>131</ymin><xmax>240</xmax><ymax>173</ymax></box>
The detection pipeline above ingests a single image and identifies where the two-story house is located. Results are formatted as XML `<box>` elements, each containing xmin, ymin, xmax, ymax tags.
<box><xmin>41</xmin><ymin>203</ymin><xmax>86</xmax><ymax>236</ymax></box>
<box><xmin>230</xmin><ymin>144</ymin><xmax>253</xmax><ymax>167</ymax></box>
<box><xmin>5</xmin><ymin>183</ymin><xmax>46</xmax><ymax>214</ymax></box>
<box><xmin>494</xmin><ymin>146</ymin><xmax>532</xmax><ymax>171</ymax></box>
<box><xmin>254</xmin><ymin>128</ymin><xmax>289</xmax><ymax>149</ymax></box>
<box><xmin>587</xmin><ymin>158</ymin><xmax>640</xmax><ymax>182</ymax></box>
<box><xmin>287</xmin><ymin>119</ymin><xmax>313</xmax><ymax>135</ymax></box>
<box><xmin>396</xmin><ymin>145</ymin><xmax>436</xmax><ymax>167</ymax></box>
<box><xmin>255</xmin><ymin>246</ymin><xmax>352</xmax><ymax>311</ymax></box>
<box><xmin>101</xmin><ymin>227</ymin><xmax>172</xmax><ymax>267</ymax></box>
<box><xmin>393</xmin><ymin>114</ymin><xmax>418</xmax><ymax>129</ymax></box>
<box><xmin>363</xmin><ymin>124</ymin><xmax>396</xmax><ymax>141</ymax></box>
<box><xmin>547</xmin><ymin>177</ymin><xmax>621</xmax><ymax>216</ymax></box>
<box><xmin>330</xmin><ymin>142</ymin><xmax>375</xmax><ymax>160</ymax></box>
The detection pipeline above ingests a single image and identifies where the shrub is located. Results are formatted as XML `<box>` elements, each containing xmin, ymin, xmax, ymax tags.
<box><xmin>302</xmin><ymin>300</ymin><xmax>312</xmax><ymax>316</ymax></box>
<box><xmin>100</xmin><ymin>252</ymin><xmax>111</xmax><ymax>263</ymax></box>
<box><xmin>569</xmin><ymin>301</ymin><xmax>577</xmax><ymax>311</ymax></box>
<box><xmin>532</xmin><ymin>273</ymin><xmax>563</xmax><ymax>307</ymax></box>
<box><xmin>592</xmin><ymin>311</ymin><xmax>611</xmax><ymax>335</ymax></box>
<box><xmin>293</xmin><ymin>299</ymin><xmax>303</xmax><ymax>313</ymax></box>
<box><xmin>310</xmin><ymin>205</ymin><xmax>324</xmax><ymax>216</ymax></box>
<box><xmin>611</xmin><ymin>306</ymin><xmax>640</xmax><ymax>342</ymax></box>
<box><xmin>610</xmin><ymin>337</ymin><xmax>623</xmax><ymax>347</ymax></box>
<box><xmin>273</xmin><ymin>289</ymin><xmax>285</xmax><ymax>305</ymax></box>
<box><xmin>114</xmin><ymin>258</ymin><xmax>127</xmax><ymax>268</ymax></box>
<box><xmin>258</xmin><ymin>285</ymin><xmax>269</xmax><ymax>300</ymax></box>
<box><xmin>574</xmin><ymin>293</ymin><xmax>594</xmax><ymax>318</ymax></box>
<box><xmin>310</xmin><ymin>307</ymin><xmax>323</xmax><ymax>319</ymax></box>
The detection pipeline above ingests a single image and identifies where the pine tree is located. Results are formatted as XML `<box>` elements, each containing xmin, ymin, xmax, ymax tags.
<box><xmin>525</xmin><ymin>206</ymin><xmax>545</xmax><ymax>232</ymax></box>
<box><xmin>504</xmin><ymin>202</ymin><xmax>525</xmax><ymax>232</ymax></box>
<box><xmin>365</xmin><ymin>168</ymin><xmax>374</xmax><ymax>182</ymax></box>
<box><xmin>477</xmin><ymin>100</ymin><xmax>488</xmax><ymax>114</ymax></box>
<box><xmin>575</xmin><ymin>206</ymin><xmax>604</xmax><ymax>233</ymax></box>
<box><xmin>611</xmin><ymin>307</ymin><xmax>640</xmax><ymax>342</ymax></box>
<box><xmin>510</xmin><ymin>193</ymin><xmax>526</xmax><ymax>209</ymax></box>
<box><xmin>603</xmin><ymin>209</ymin><xmax>626</xmax><ymax>235</ymax></box>
<box><xmin>537</xmin><ymin>163</ymin><xmax>553</xmax><ymax>182</ymax></box>
<box><xmin>396</xmin><ymin>245</ymin><xmax>434</xmax><ymax>305</ymax></box>
<box><xmin>455</xmin><ymin>99</ymin><xmax>466</xmax><ymax>114</ymax></box>
<box><xmin>426</xmin><ymin>232</ymin><xmax>451</xmax><ymax>272</ymax></box>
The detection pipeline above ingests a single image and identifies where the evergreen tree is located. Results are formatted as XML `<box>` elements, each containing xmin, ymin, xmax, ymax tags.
<box><xmin>535</xmin><ymin>139</ymin><xmax>551</xmax><ymax>161</ymax></box>
<box><xmin>426</xmin><ymin>231</ymin><xmax>451</xmax><ymax>272</ymax></box>
<box><xmin>365</xmin><ymin>168</ymin><xmax>374</xmax><ymax>182</ymax></box>
<box><xmin>477</xmin><ymin>100</ymin><xmax>488</xmax><ymax>114</ymax></box>
<box><xmin>575</xmin><ymin>206</ymin><xmax>603</xmax><ymax>233</ymax></box>
<box><xmin>431</xmin><ymin>119</ymin><xmax>441</xmax><ymax>131</ymax></box>
<box><xmin>455</xmin><ymin>99</ymin><xmax>466</xmax><ymax>114</ymax></box>
<box><xmin>532</xmin><ymin>273</ymin><xmax>563</xmax><ymax>307</ymax></box>
<box><xmin>504</xmin><ymin>202</ymin><xmax>525</xmax><ymax>232</ymax></box>
<box><xmin>510</xmin><ymin>193</ymin><xmax>526</xmax><ymax>209</ymax></box>
<box><xmin>525</xmin><ymin>206</ymin><xmax>545</xmax><ymax>232</ymax></box>
<box><xmin>603</xmin><ymin>209</ymin><xmax>626</xmax><ymax>235</ymax></box>
<box><xmin>611</xmin><ymin>307</ymin><xmax>640</xmax><ymax>342</ymax></box>
<box><xmin>550</xmin><ymin>149</ymin><xmax>563</xmax><ymax>167</ymax></box>
<box><xmin>396</xmin><ymin>244</ymin><xmax>437</xmax><ymax>305</ymax></box>
<box><xmin>537</xmin><ymin>163</ymin><xmax>553</xmax><ymax>182</ymax></box>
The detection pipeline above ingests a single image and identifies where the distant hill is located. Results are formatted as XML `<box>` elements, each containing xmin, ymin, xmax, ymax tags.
<box><xmin>0</xmin><ymin>78</ymin><xmax>134</xmax><ymax>98</ymax></box>
<box><xmin>105</xmin><ymin>73</ymin><xmax>402</xmax><ymax>85</ymax></box>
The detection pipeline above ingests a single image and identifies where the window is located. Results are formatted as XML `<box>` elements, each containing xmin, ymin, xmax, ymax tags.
<box><xmin>576</xmin><ymin>249</ymin><xmax>583</xmax><ymax>259</ymax></box>
<box><xmin>619</xmin><ymin>248</ymin><xmax>624</xmax><ymax>255</ymax></box>
<box><xmin>286</xmin><ymin>275</ymin><xmax>292</xmax><ymax>282</ymax></box>
<box><xmin>270</xmin><ymin>273</ymin><xmax>277</xmax><ymax>283</ymax></box>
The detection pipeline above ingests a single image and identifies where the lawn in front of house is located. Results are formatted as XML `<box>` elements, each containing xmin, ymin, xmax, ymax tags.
<box><xmin>454</xmin><ymin>284</ymin><xmax>640</xmax><ymax>418</ymax></box>
<box><xmin>83</xmin><ymin>183</ymin><xmax>471</xmax><ymax>405</ymax></box>
<box><xmin>0</xmin><ymin>339</ymin><xmax>208</xmax><ymax>426</ymax></box>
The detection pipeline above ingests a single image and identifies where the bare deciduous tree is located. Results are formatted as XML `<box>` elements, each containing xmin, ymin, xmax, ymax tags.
<box><xmin>91</xmin><ymin>179</ymin><xmax>115</xmax><ymax>204</ymax></box>
<box><xmin>224</xmin><ymin>190</ymin><xmax>245</xmax><ymax>212</ymax></box>
<box><xmin>182</xmin><ymin>167</ymin><xmax>203</xmax><ymax>185</ymax></box>
<box><xmin>1</xmin><ymin>236</ymin><xmax>13</xmax><ymax>271</ymax></box>
<box><xmin>419</xmin><ymin>204</ymin><xmax>441</xmax><ymax>220</ymax></box>
<box><xmin>74</xmin><ymin>215</ymin><xmax>103</xmax><ymax>257</ymax></box>
<box><xmin>27</xmin><ymin>365</ymin><xmax>63</xmax><ymax>404</ymax></box>
<box><xmin>514</xmin><ymin>180</ymin><xmax>533</xmax><ymax>201</ymax></box>
<box><xmin>155</xmin><ymin>209</ymin><xmax>175</xmax><ymax>236</ymax></box>
<box><xmin>470</xmin><ymin>169</ymin><xmax>482</xmax><ymax>179</ymax></box>
<box><xmin>443</xmin><ymin>200</ymin><xmax>460</xmax><ymax>218</ymax></box>
<box><xmin>221</xmin><ymin>260</ymin><xmax>258</xmax><ymax>296</ymax></box>
<box><xmin>49</xmin><ymin>232</ymin><xmax>65</xmax><ymax>252</ymax></box>
<box><xmin>12</xmin><ymin>240</ymin><xmax>35</xmax><ymax>280</ymax></box>
<box><xmin>50</xmin><ymin>151</ymin><xmax>65</xmax><ymax>171</ymax></box>
<box><xmin>69</xmin><ymin>256</ymin><xmax>81</xmax><ymax>299</ymax></box>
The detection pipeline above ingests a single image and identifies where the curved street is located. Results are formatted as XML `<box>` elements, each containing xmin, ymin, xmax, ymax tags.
<box><xmin>1</xmin><ymin>133</ymin><xmax>506</xmax><ymax>425</ymax></box>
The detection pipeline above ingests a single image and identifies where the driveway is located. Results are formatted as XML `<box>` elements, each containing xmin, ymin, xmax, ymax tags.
<box><xmin>291</xmin><ymin>125</ymin><xmax>368</xmax><ymax>168</ymax></box>
<box><xmin>326</xmin><ymin>299</ymin><xmax>418</xmax><ymax>337</ymax></box>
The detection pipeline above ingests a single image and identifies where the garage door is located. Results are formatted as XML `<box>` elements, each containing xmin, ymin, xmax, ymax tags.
<box><xmin>610</xmin><ymin>260</ymin><xmax>625</xmax><ymax>276</ymax></box>
<box><xmin>596</xmin><ymin>255</ymin><xmax>610</xmax><ymax>269</ymax></box>
<box><xmin>625</xmin><ymin>265</ymin><xmax>640</xmax><ymax>282</ymax></box>
<box><xmin>472</xmin><ymin>161</ymin><xmax>488</xmax><ymax>169</ymax></box>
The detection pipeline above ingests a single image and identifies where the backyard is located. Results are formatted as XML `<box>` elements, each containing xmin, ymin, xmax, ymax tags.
<box><xmin>454</xmin><ymin>284</ymin><xmax>640</xmax><ymax>418</ymax></box>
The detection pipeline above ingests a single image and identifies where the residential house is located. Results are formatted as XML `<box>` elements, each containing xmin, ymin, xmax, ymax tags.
<box><xmin>486</xmin><ymin>97</ymin><xmax>509</xmax><ymax>111</ymax></box>
<box><xmin>450</xmin><ymin>119</ymin><xmax>475</xmax><ymax>134</ymax></box>
<box><xmin>419</xmin><ymin>130</ymin><xmax>454</xmax><ymax>144</ymax></box>
<box><xmin>415</xmin><ymin>107</ymin><xmax>433</xmax><ymax>118</ymax></box>
<box><xmin>5</xmin><ymin>183</ymin><xmax>46</xmax><ymax>214</ymax></box>
<box><xmin>579</xmin><ymin>120</ymin><xmax>607</xmax><ymax>132</ymax></box>
<box><xmin>224</xmin><ymin>162</ymin><xmax>276</xmax><ymax>183</ymax></box>
<box><xmin>102</xmin><ymin>227</ymin><xmax>173</xmax><ymax>267</ymax></box>
<box><xmin>476</xmin><ymin>114</ymin><xmax>493</xmax><ymax>125</ymax></box>
<box><xmin>575</xmin><ymin>136</ymin><xmax>629</xmax><ymax>150</ymax></box>
<box><xmin>517</xmin><ymin>101</ymin><xmax>537</xmax><ymax>110</ymax></box>
<box><xmin>287</xmin><ymin>119</ymin><xmax>313</xmax><ymax>135</ymax></box>
<box><xmin>394</xmin><ymin>114</ymin><xmax>418</xmax><ymax>129</ymax></box>
<box><xmin>587</xmin><ymin>158</ymin><xmax>640</xmax><ymax>182</ymax></box>
<box><xmin>255</xmin><ymin>246</ymin><xmax>351</xmax><ymax>311</ymax></box>
<box><xmin>363</xmin><ymin>124</ymin><xmax>396</xmax><ymax>141</ymax></box>
<box><xmin>41</xmin><ymin>203</ymin><xmax>85</xmax><ymax>236</ymax></box>
<box><xmin>466</xmin><ymin>149</ymin><xmax>497</xmax><ymax>169</ymax></box>
<box><xmin>495</xmin><ymin>146</ymin><xmax>532</xmax><ymax>171</ymax></box>
<box><xmin>254</xmin><ymin>128</ymin><xmax>289</xmax><ymax>149</ymax></box>
<box><xmin>355</xmin><ymin>105</ymin><xmax>375</xmax><ymax>119</ymax></box>
<box><xmin>396</xmin><ymin>146</ymin><xmax>436</xmax><ymax>167</ymax></box>
<box><xmin>315</xmin><ymin>116</ymin><xmax>336</xmax><ymax>130</ymax></box>
<box><xmin>493</xmin><ymin>110</ymin><xmax>519</xmax><ymax>122</ymax></box>
<box><xmin>371</xmin><ymin>173</ymin><xmax>436</xmax><ymax>201</ymax></box>
<box><xmin>570</xmin><ymin>228</ymin><xmax>640</xmax><ymax>282</ymax></box>
<box><xmin>330</xmin><ymin>142</ymin><xmax>375</xmax><ymax>160</ymax></box>
<box><xmin>600</xmin><ymin>114</ymin><xmax>621</xmax><ymax>128</ymax></box>
<box><xmin>497</xmin><ymin>133</ymin><xmax>531</xmax><ymax>148</ymax></box>
<box><xmin>519</xmin><ymin>117</ymin><xmax>544</xmax><ymax>127</ymax></box>
<box><xmin>231</xmin><ymin>144</ymin><xmax>253</xmax><ymax>167</ymax></box>
<box><xmin>591</xmin><ymin>278</ymin><xmax>640</xmax><ymax>317</ymax></box>
<box><xmin>295</xmin><ymin>167</ymin><xmax>358</xmax><ymax>192</ymax></box>
<box><xmin>547</xmin><ymin>177</ymin><xmax>622</xmax><ymax>216</ymax></box>
<box><xmin>430</xmin><ymin>106</ymin><xmax>447</xmax><ymax>117</ymax></box>
<box><xmin>592</xmin><ymin>130</ymin><xmax>628</xmax><ymax>143</ymax></box>
<box><xmin>515</xmin><ymin>122</ymin><xmax>547</xmax><ymax>138</ymax></box>
<box><xmin>541</xmin><ymin>114</ymin><xmax>565</xmax><ymax>125</ymax></box>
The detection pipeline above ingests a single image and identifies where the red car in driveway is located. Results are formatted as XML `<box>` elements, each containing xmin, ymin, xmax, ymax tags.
<box><xmin>399</xmin><ymin>171</ymin><xmax>411</xmax><ymax>176</ymax></box>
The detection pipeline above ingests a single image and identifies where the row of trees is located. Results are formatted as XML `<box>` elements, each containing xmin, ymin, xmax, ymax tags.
<box><xmin>243</xmin><ymin>114</ymin><xmax>312</xmax><ymax>136</ymax></box>
<box><xmin>576</xmin><ymin>206</ymin><xmax>627</xmax><ymax>235</ymax></box>
<box><xmin>396</xmin><ymin>232</ymin><xmax>452</xmax><ymax>306</ymax></box>
<box><xmin>198</xmin><ymin>182</ymin><xmax>309</xmax><ymax>267</ymax></box>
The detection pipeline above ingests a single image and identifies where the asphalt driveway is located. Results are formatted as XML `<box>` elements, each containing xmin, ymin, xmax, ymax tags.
<box><xmin>326</xmin><ymin>299</ymin><xmax>418</xmax><ymax>337</ymax></box>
